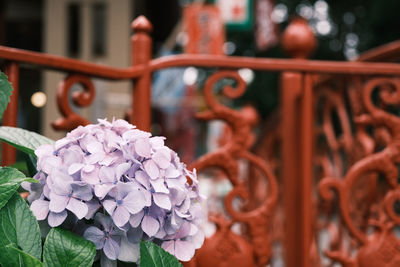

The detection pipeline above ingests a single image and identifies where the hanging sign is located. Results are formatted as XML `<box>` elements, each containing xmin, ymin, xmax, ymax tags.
<box><xmin>216</xmin><ymin>0</ymin><xmax>253</xmax><ymax>30</ymax></box>
<box><xmin>183</xmin><ymin>4</ymin><xmax>225</xmax><ymax>55</ymax></box>
<box><xmin>255</xmin><ymin>0</ymin><xmax>279</xmax><ymax>51</ymax></box>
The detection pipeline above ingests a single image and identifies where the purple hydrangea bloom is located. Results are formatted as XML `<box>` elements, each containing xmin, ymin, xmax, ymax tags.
<box><xmin>26</xmin><ymin>119</ymin><xmax>205</xmax><ymax>263</ymax></box>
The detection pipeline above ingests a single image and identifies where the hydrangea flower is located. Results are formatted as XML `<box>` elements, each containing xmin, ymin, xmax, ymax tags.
<box><xmin>25</xmin><ymin>119</ymin><xmax>205</xmax><ymax>264</ymax></box>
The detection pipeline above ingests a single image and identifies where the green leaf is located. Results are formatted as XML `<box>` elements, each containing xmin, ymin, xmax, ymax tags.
<box><xmin>0</xmin><ymin>126</ymin><xmax>54</xmax><ymax>156</ymax></box>
<box><xmin>0</xmin><ymin>72</ymin><xmax>13</xmax><ymax>120</ymax></box>
<box><xmin>5</xmin><ymin>245</ymin><xmax>44</xmax><ymax>267</ymax></box>
<box><xmin>24</xmin><ymin>153</ymin><xmax>39</xmax><ymax>178</ymax></box>
<box><xmin>0</xmin><ymin>167</ymin><xmax>28</xmax><ymax>210</ymax></box>
<box><xmin>43</xmin><ymin>228</ymin><xmax>96</xmax><ymax>267</ymax></box>
<box><xmin>0</xmin><ymin>193</ymin><xmax>42</xmax><ymax>266</ymax></box>
<box><xmin>140</xmin><ymin>241</ymin><xmax>182</xmax><ymax>267</ymax></box>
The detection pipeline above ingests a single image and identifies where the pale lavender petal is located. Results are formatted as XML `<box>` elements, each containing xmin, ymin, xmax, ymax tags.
<box><xmin>135</xmin><ymin>138</ymin><xmax>151</xmax><ymax>158</ymax></box>
<box><xmin>86</xmin><ymin>152</ymin><xmax>106</xmax><ymax>164</ymax></box>
<box><xmin>68</xmin><ymin>163</ymin><xmax>84</xmax><ymax>175</ymax></box>
<box><xmin>101</xmin><ymin>252</ymin><xmax>117</xmax><ymax>267</ymax></box>
<box><xmin>123</xmin><ymin>191</ymin><xmax>146</xmax><ymax>214</ymax></box>
<box><xmin>144</xmin><ymin>160</ymin><xmax>159</xmax><ymax>179</ymax></box>
<box><xmin>141</xmin><ymin>215</ymin><xmax>159</xmax><ymax>237</ymax></box>
<box><xmin>135</xmin><ymin>171</ymin><xmax>150</xmax><ymax>189</ymax></box>
<box><xmin>35</xmin><ymin>144</ymin><xmax>54</xmax><ymax>158</ymax></box>
<box><xmin>141</xmin><ymin>189</ymin><xmax>152</xmax><ymax>207</ymax></box>
<box><xmin>41</xmin><ymin>156</ymin><xmax>62</xmax><ymax>174</ymax></box>
<box><xmin>113</xmin><ymin>206</ymin><xmax>130</xmax><ymax>227</ymax></box>
<box><xmin>170</xmin><ymin>188</ymin><xmax>186</xmax><ymax>206</ymax></box>
<box><xmin>85</xmin><ymin>199</ymin><xmax>101</xmax><ymax>219</ymax></box>
<box><xmin>48</xmin><ymin>210</ymin><xmax>68</xmax><ymax>227</ymax></box>
<box><xmin>49</xmin><ymin>194</ymin><xmax>69</xmax><ymax>213</ymax></box>
<box><xmin>30</xmin><ymin>199</ymin><xmax>49</xmax><ymax>220</ymax></box>
<box><xmin>103</xmin><ymin>237</ymin><xmax>120</xmax><ymax>260</ymax></box>
<box><xmin>81</xmin><ymin>168</ymin><xmax>100</xmax><ymax>184</ymax></box>
<box><xmin>116</xmin><ymin>162</ymin><xmax>131</xmax><ymax>179</ymax></box>
<box><xmin>154</xmin><ymin>226</ymin><xmax>166</xmax><ymax>239</ymax></box>
<box><xmin>95</xmin><ymin>184</ymin><xmax>116</xmax><ymax>199</ymax></box>
<box><xmin>99</xmin><ymin>166</ymin><xmax>115</xmax><ymax>183</ymax></box>
<box><xmin>103</xmin><ymin>200</ymin><xmax>117</xmax><ymax>215</ymax></box>
<box><xmin>165</xmin><ymin>166</ymin><xmax>180</xmax><ymax>178</ymax></box>
<box><xmin>150</xmin><ymin>179</ymin><xmax>169</xmax><ymax>194</ymax></box>
<box><xmin>83</xmin><ymin>226</ymin><xmax>105</xmax><ymax>249</ymax></box>
<box><xmin>66</xmin><ymin>198</ymin><xmax>88</xmax><ymax>219</ymax></box>
<box><xmin>161</xmin><ymin>240</ymin><xmax>175</xmax><ymax>256</ymax></box>
<box><xmin>83</xmin><ymin>164</ymin><xmax>95</xmax><ymax>172</ymax></box>
<box><xmin>153</xmin><ymin>193</ymin><xmax>172</xmax><ymax>210</ymax></box>
<box><xmin>174</xmin><ymin>240</ymin><xmax>195</xmax><ymax>262</ymax></box>
<box><xmin>100</xmin><ymin>155</ymin><xmax>116</xmax><ymax>166</ymax></box>
<box><xmin>152</xmin><ymin>148</ymin><xmax>171</xmax><ymax>169</ymax></box>
<box><xmin>117</xmin><ymin>236</ymin><xmax>139</xmax><ymax>262</ymax></box>
<box><xmin>149</xmin><ymin>136</ymin><xmax>165</xmax><ymax>148</ymax></box>
<box><xmin>87</xmin><ymin>141</ymin><xmax>103</xmax><ymax>154</ymax></box>
<box><xmin>188</xmin><ymin>229</ymin><xmax>205</xmax><ymax>249</ymax></box>
<box><xmin>129</xmin><ymin>210</ymin><xmax>144</xmax><ymax>228</ymax></box>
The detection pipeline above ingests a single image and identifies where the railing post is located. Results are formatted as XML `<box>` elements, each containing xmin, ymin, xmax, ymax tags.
<box><xmin>2</xmin><ymin>62</ymin><xmax>19</xmax><ymax>166</ymax></box>
<box><xmin>281</xmin><ymin>17</ymin><xmax>316</xmax><ymax>267</ymax></box>
<box><xmin>131</xmin><ymin>16</ymin><xmax>153</xmax><ymax>132</ymax></box>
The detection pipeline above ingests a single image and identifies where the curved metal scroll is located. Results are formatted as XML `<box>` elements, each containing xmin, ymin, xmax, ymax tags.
<box><xmin>52</xmin><ymin>74</ymin><xmax>96</xmax><ymax>131</ymax></box>
<box><xmin>189</xmin><ymin>71</ymin><xmax>278</xmax><ymax>267</ymax></box>
<box><xmin>318</xmin><ymin>77</ymin><xmax>400</xmax><ymax>266</ymax></box>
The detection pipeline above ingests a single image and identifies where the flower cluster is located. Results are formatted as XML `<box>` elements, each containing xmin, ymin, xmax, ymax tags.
<box><xmin>24</xmin><ymin>119</ymin><xmax>205</xmax><ymax>264</ymax></box>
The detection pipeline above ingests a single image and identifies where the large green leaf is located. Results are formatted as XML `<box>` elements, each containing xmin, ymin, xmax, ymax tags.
<box><xmin>140</xmin><ymin>241</ymin><xmax>182</xmax><ymax>267</ymax></box>
<box><xmin>0</xmin><ymin>167</ymin><xmax>29</xmax><ymax>210</ymax></box>
<box><xmin>0</xmin><ymin>193</ymin><xmax>42</xmax><ymax>266</ymax></box>
<box><xmin>5</xmin><ymin>245</ymin><xmax>44</xmax><ymax>267</ymax></box>
<box><xmin>43</xmin><ymin>228</ymin><xmax>96</xmax><ymax>267</ymax></box>
<box><xmin>0</xmin><ymin>72</ymin><xmax>13</xmax><ymax>120</ymax></box>
<box><xmin>0</xmin><ymin>126</ymin><xmax>54</xmax><ymax>156</ymax></box>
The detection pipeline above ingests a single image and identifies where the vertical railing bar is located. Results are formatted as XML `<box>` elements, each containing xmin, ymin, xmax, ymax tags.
<box><xmin>131</xmin><ymin>16</ymin><xmax>153</xmax><ymax>132</ymax></box>
<box><xmin>281</xmin><ymin>71</ymin><xmax>303</xmax><ymax>267</ymax></box>
<box><xmin>2</xmin><ymin>62</ymin><xmax>19</xmax><ymax>166</ymax></box>
<box><xmin>300</xmin><ymin>73</ymin><xmax>314</xmax><ymax>267</ymax></box>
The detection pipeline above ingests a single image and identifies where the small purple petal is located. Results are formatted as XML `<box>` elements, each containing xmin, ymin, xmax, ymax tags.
<box><xmin>84</xmin><ymin>226</ymin><xmax>105</xmax><ymax>249</ymax></box>
<box><xmin>144</xmin><ymin>160</ymin><xmax>159</xmax><ymax>180</ymax></box>
<box><xmin>165</xmin><ymin>166</ymin><xmax>180</xmax><ymax>178</ymax></box>
<box><xmin>129</xmin><ymin>210</ymin><xmax>144</xmax><ymax>228</ymax></box>
<box><xmin>152</xmin><ymin>148</ymin><xmax>171</xmax><ymax>169</ymax></box>
<box><xmin>153</xmin><ymin>193</ymin><xmax>172</xmax><ymax>210</ymax></box>
<box><xmin>141</xmin><ymin>215</ymin><xmax>159</xmax><ymax>237</ymax></box>
<box><xmin>174</xmin><ymin>240</ymin><xmax>195</xmax><ymax>262</ymax></box>
<box><xmin>68</xmin><ymin>163</ymin><xmax>84</xmax><ymax>175</ymax></box>
<box><xmin>66</xmin><ymin>198</ymin><xmax>88</xmax><ymax>219</ymax></box>
<box><xmin>103</xmin><ymin>237</ymin><xmax>120</xmax><ymax>260</ymax></box>
<box><xmin>127</xmin><ymin>227</ymin><xmax>143</xmax><ymax>243</ymax></box>
<box><xmin>122</xmin><ymin>191</ymin><xmax>146</xmax><ymax>214</ymax></box>
<box><xmin>48</xmin><ymin>210</ymin><xmax>68</xmax><ymax>227</ymax></box>
<box><xmin>150</xmin><ymin>179</ymin><xmax>169</xmax><ymax>194</ymax></box>
<box><xmin>95</xmin><ymin>184</ymin><xmax>116</xmax><ymax>199</ymax></box>
<box><xmin>134</xmin><ymin>171</ymin><xmax>150</xmax><ymax>189</ymax></box>
<box><xmin>71</xmin><ymin>184</ymin><xmax>93</xmax><ymax>201</ymax></box>
<box><xmin>113</xmin><ymin>206</ymin><xmax>130</xmax><ymax>227</ymax></box>
<box><xmin>135</xmin><ymin>138</ymin><xmax>151</xmax><ymax>158</ymax></box>
<box><xmin>103</xmin><ymin>200</ymin><xmax>117</xmax><ymax>215</ymax></box>
<box><xmin>48</xmin><ymin>193</ymin><xmax>69</xmax><ymax>213</ymax></box>
<box><xmin>30</xmin><ymin>199</ymin><xmax>49</xmax><ymax>220</ymax></box>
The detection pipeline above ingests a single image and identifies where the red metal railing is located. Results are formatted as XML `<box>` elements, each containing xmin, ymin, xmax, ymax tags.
<box><xmin>2</xmin><ymin>15</ymin><xmax>400</xmax><ymax>267</ymax></box>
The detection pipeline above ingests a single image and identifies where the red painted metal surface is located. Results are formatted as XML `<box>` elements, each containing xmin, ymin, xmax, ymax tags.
<box><xmin>1</xmin><ymin>15</ymin><xmax>400</xmax><ymax>267</ymax></box>
<box><xmin>2</xmin><ymin>62</ymin><xmax>19</xmax><ymax>166</ymax></box>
